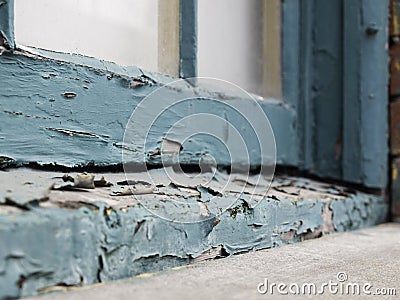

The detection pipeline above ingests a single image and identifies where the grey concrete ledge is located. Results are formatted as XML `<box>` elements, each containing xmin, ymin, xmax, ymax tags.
<box><xmin>0</xmin><ymin>169</ymin><xmax>388</xmax><ymax>299</ymax></box>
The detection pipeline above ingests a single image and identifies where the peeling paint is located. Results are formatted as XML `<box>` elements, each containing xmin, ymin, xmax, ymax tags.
<box><xmin>161</xmin><ymin>138</ymin><xmax>182</xmax><ymax>154</ymax></box>
<box><xmin>0</xmin><ymin>169</ymin><xmax>387</xmax><ymax>299</ymax></box>
<box><xmin>330</xmin><ymin>195</ymin><xmax>388</xmax><ymax>231</ymax></box>
<box><xmin>0</xmin><ymin>50</ymin><xmax>296</xmax><ymax>168</ymax></box>
<box><xmin>60</xmin><ymin>92</ymin><xmax>77</xmax><ymax>99</ymax></box>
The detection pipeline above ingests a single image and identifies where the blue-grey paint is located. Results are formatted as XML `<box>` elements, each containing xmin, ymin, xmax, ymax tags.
<box><xmin>342</xmin><ymin>0</ymin><xmax>389</xmax><ymax>187</ymax></box>
<box><xmin>283</xmin><ymin>0</ymin><xmax>389</xmax><ymax>188</ymax></box>
<box><xmin>0</xmin><ymin>2</ymin><xmax>391</xmax><ymax>299</ymax></box>
<box><xmin>0</xmin><ymin>50</ymin><xmax>297</xmax><ymax>168</ymax></box>
<box><xmin>298</xmin><ymin>0</ymin><xmax>314</xmax><ymax>171</ymax></box>
<box><xmin>330</xmin><ymin>195</ymin><xmax>388</xmax><ymax>231</ymax></box>
<box><xmin>342</xmin><ymin>1</ymin><xmax>362</xmax><ymax>184</ymax></box>
<box><xmin>281</xmin><ymin>0</ymin><xmax>300</xmax><ymax>108</ymax></box>
<box><xmin>0</xmin><ymin>0</ymin><xmax>389</xmax><ymax>189</ymax></box>
<box><xmin>0</xmin><ymin>0</ymin><xmax>14</xmax><ymax>49</ymax></box>
<box><xmin>179</xmin><ymin>0</ymin><xmax>197</xmax><ymax>78</ymax></box>
<box><xmin>311</xmin><ymin>0</ymin><xmax>343</xmax><ymax>179</ymax></box>
<box><xmin>0</xmin><ymin>187</ymin><xmax>387</xmax><ymax>299</ymax></box>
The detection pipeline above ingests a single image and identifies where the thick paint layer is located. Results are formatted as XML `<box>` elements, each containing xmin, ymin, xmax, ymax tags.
<box><xmin>0</xmin><ymin>50</ymin><xmax>297</xmax><ymax>168</ymax></box>
<box><xmin>0</xmin><ymin>171</ymin><xmax>387</xmax><ymax>299</ymax></box>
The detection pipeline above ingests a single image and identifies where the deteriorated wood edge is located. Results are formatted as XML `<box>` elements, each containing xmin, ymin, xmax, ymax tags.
<box><xmin>0</xmin><ymin>170</ymin><xmax>388</xmax><ymax>299</ymax></box>
<box><xmin>391</xmin><ymin>157</ymin><xmax>400</xmax><ymax>221</ymax></box>
<box><xmin>390</xmin><ymin>100</ymin><xmax>400</xmax><ymax>155</ymax></box>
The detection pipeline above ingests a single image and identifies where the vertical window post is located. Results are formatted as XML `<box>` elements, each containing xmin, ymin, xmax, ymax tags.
<box><xmin>179</xmin><ymin>0</ymin><xmax>197</xmax><ymax>78</ymax></box>
<box><xmin>263</xmin><ymin>0</ymin><xmax>282</xmax><ymax>99</ymax></box>
<box><xmin>0</xmin><ymin>0</ymin><xmax>15</xmax><ymax>49</ymax></box>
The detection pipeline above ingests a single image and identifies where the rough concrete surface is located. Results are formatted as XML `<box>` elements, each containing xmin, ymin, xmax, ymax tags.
<box><xmin>27</xmin><ymin>223</ymin><xmax>400</xmax><ymax>300</ymax></box>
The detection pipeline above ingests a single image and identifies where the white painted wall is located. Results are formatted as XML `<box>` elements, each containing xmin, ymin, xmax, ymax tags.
<box><xmin>198</xmin><ymin>0</ymin><xmax>264</xmax><ymax>95</ymax></box>
<box><xmin>14</xmin><ymin>0</ymin><xmax>159</xmax><ymax>71</ymax></box>
<box><xmin>15</xmin><ymin>0</ymin><xmax>269</xmax><ymax>94</ymax></box>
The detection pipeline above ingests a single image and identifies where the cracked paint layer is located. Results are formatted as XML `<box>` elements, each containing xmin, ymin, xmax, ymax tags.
<box><xmin>0</xmin><ymin>49</ymin><xmax>297</xmax><ymax>168</ymax></box>
<box><xmin>0</xmin><ymin>169</ymin><xmax>387</xmax><ymax>299</ymax></box>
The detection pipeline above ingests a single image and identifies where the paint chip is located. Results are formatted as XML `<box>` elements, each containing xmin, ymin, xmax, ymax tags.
<box><xmin>74</xmin><ymin>174</ymin><xmax>95</xmax><ymax>189</ymax></box>
<box><xmin>111</xmin><ymin>180</ymin><xmax>155</xmax><ymax>196</ymax></box>
<box><xmin>94</xmin><ymin>176</ymin><xmax>113</xmax><ymax>187</ymax></box>
<box><xmin>61</xmin><ymin>92</ymin><xmax>77</xmax><ymax>99</ymax></box>
<box><xmin>44</xmin><ymin>127</ymin><xmax>108</xmax><ymax>142</ymax></box>
<box><xmin>162</xmin><ymin>138</ymin><xmax>182</xmax><ymax>154</ymax></box>
<box><xmin>130</xmin><ymin>80</ymin><xmax>146</xmax><ymax>89</ymax></box>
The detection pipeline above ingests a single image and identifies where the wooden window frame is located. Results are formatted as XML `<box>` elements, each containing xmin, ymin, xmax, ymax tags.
<box><xmin>0</xmin><ymin>0</ymin><xmax>390</xmax><ymax>190</ymax></box>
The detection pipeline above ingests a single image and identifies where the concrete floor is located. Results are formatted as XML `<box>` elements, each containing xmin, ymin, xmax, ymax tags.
<box><xmin>29</xmin><ymin>223</ymin><xmax>400</xmax><ymax>300</ymax></box>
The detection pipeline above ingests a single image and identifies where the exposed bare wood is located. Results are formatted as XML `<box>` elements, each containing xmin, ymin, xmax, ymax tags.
<box><xmin>158</xmin><ymin>0</ymin><xmax>180</xmax><ymax>77</ymax></box>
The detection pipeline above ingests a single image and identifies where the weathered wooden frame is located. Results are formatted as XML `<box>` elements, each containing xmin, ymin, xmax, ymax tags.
<box><xmin>0</xmin><ymin>0</ymin><xmax>390</xmax><ymax>190</ymax></box>
<box><xmin>0</xmin><ymin>0</ymin><xmax>297</xmax><ymax>167</ymax></box>
<box><xmin>282</xmin><ymin>0</ymin><xmax>389</xmax><ymax>189</ymax></box>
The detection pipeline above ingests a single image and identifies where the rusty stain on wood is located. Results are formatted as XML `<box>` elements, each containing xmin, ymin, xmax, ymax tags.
<box><xmin>390</xmin><ymin>100</ymin><xmax>400</xmax><ymax>155</ymax></box>
<box><xmin>390</xmin><ymin>44</ymin><xmax>400</xmax><ymax>96</ymax></box>
<box><xmin>391</xmin><ymin>158</ymin><xmax>400</xmax><ymax>221</ymax></box>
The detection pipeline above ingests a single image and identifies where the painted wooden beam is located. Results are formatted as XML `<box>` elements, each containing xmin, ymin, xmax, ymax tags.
<box><xmin>0</xmin><ymin>50</ymin><xmax>297</xmax><ymax>168</ymax></box>
<box><xmin>281</xmin><ymin>0</ymin><xmax>300</xmax><ymax>108</ymax></box>
<box><xmin>342</xmin><ymin>0</ymin><xmax>389</xmax><ymax>188</ymax></box>
<box><xmin>297</xmin><ymin>0</ymin><xmax>314</xmax><ymax>170</ymax></box>
<box><xmin>179</xmin><ymin>0</ymin><xmax>197</xmax><ymax>78</ymax></box>
<box><xmin>310</xmin><ymin>0</ymin><xmax>344</xmax><ymax>179</ymax></box>
<box><xmin>0</xmin><ymin>0</ymin><xmax>14</xmax><ymax>49</ymax></box>
<box><xmin>290</xmin><ymin>0</ymin><xmax>389</xmax><ymax>189</ymax></box>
